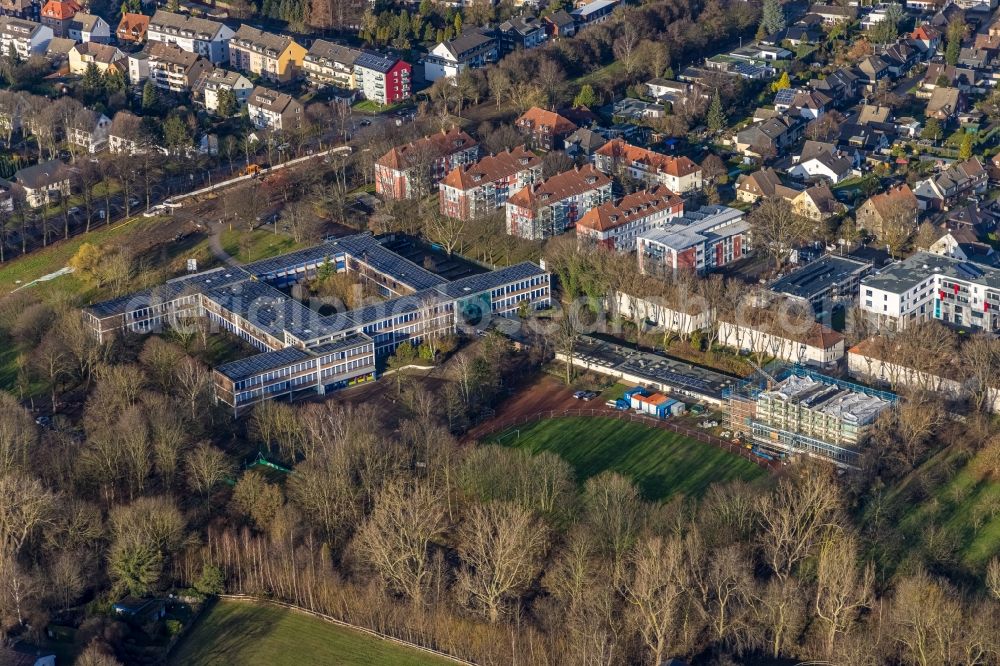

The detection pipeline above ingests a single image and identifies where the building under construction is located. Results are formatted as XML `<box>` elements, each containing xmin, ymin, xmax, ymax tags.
<box><xmin>725</xmin><ymin>365</ymin><xmax>896</xmax><ymax>466</ymax></box>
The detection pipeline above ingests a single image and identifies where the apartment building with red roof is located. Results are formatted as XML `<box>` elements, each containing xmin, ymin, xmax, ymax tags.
<box><xmin>505</xmin><ymin>164</ymin><xmax>612</xmax><ymax>240</ymax></box>
<box><xmin>575</xmin><ymin>186</ymin><xmax>684</xmax><ymax>251</ymax></box>
<box><xmin>40</xmin><ymin>0</ymin><xmax>79</xmax><ymax>36</ymax></box>
<box><xmin>594</xmin><ymin>138</ymin><xmax>703</xmax><ymax>193</ymax></box>
<box><xmin>514</xmin><ymin>106</ymin><xmax>579</xmax><ymax>150</ymax></box>
<box><xmin>375</xmin><ymin>128</ymin><xmax>479</xmax><ymax>200</ymax></box>
<box><xmin>439</xmin><ymin>146</ymin><xmax>542</xmax><ymax>221</ymax></box>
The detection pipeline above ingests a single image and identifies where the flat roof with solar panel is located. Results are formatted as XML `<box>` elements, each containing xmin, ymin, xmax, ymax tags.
<box><xmin>769</xmin><ymin>255</ymin><xmax>872</xmax><ymax>302</ymax></box>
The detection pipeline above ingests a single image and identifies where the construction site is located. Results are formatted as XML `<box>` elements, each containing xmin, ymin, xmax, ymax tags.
<box><xmin>725</xmin><ymin>365</ymin><xmax>897</xmax><ymax>467</ymax></box>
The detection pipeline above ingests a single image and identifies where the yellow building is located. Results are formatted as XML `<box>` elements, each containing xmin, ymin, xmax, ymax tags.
<box><xmin>229</xmin><ymin>25</ymin><xmax>305</xmax><ymax>83</ymax></box>
<box><xmin>68</xmin><ymin>41</ymin><xmax>125</xmax><ymax>75</ymax></box>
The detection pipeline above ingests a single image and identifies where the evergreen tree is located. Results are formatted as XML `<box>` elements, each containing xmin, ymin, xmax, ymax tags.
<box><xmin>707</xmin><ymin>88</ymin><xmax>726</xmax><ymax>132</ymax></box>
<box><xmin>82</xmin><ymin>62</ymin><xmax>102</xmax><ymax>92</ymax></box>
<box><xmin>921</xmin><ymin>117</ymin><xmax>942</xmax><ymax>141</ymax></box>
<box><xmin>142</xmin><ymin>80</ymin><xmax>159</xmax><ymax>111</ymax></box>
<box><xmin>453</xmin><ymin>13</ymin><xmax>462</xmax><ymax>34</ymax></box>
<box><xmin>959</xmin><ymin>132</ymin><xmax>974</xmax><ymax>160</ymax></box>
<box><xmin>216</xmin><ymin>88</ymin><xmax>239</xmax><ymax>117</ymax></box>
<box><xmin>573</xmin><ymin>84</ymin><xmax>598</xmax><ymax>108</ymax></box>
<box><xmin>945</xmin><ymin>20</ymin><xmax>965</xmax><ymax>66</ymax></box>
<box><xmin>760</xmin><ymin>0</ymin><xmax>785</xmax><ymax>36</ymax></box>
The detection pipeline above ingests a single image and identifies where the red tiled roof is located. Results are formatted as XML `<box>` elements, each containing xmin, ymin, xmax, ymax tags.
<box><xmin>117</xmin><ymin>13</ymin><xmax>149</xmax><ymax>40</ymax></box>
<box><xmin>515</xmin><ymin>106</ymin><xmax>578</xmax><ymax>135</ymax></box>
<box><xmin>377</xmin><ymin>127</ymin><xmax>477</xmax><ymax>170</ymax></box>
<box><xmin>41</xmin><ymin>0</ymin><xmax>80</xmax><ymax>20</ymax></box>
<box><xmin>595</xmin><ymin>138</ymin><xmax>700</xmax><ymax>178</ymax></box>
<box><xmin>507</xmin><ymin>164</ymin><xmax>611</xmax><ymax>209</ymax></box>
<box><xmin>576</xmin><ymin>185</ymin><xmax>682</xmax><ymax>233</ymax></box>
<box><xmin>439</xmin><ymin>146</ymin><xmax>540</xmax><ymax>191</ymax></box>
<box><xmin>866</xmin><ymin>183</ymin><xmax>918</xmax><ymax>219</ymax></box>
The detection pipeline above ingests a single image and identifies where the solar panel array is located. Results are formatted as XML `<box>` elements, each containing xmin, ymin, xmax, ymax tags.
<box><xmin>216</xmin><ymin>346</ymin><xmax>312</xmax><ymax>381</ymax></box>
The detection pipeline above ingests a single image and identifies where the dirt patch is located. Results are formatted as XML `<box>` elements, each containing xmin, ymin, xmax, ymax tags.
<box><xmin>465</xmin><ymin>375</ymin><xmax>584</xmax><ymax>440</ymax></box>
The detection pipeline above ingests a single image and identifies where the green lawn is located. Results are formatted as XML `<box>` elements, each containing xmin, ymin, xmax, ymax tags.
<box><xmin>169</xmin><ymin>600</ymin><xmax>456</xmax><ymax>666</ymax></box>
<box><xmin>492</xmin><ymin>416</ymin><xmax>767</xmax><ymax>501</ymax></box>
<box><xmin>217</xmin><ymin>228</ymin><xmax>303</xmax><ymax>264</ymax></box>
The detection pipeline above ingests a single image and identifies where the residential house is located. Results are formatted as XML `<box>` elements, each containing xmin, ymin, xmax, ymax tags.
<box><xmin>637</xmin><ymin>205</ymin><xmax>750</xmax><ymax>275</ymax></box>
<box><xmin>0</xmin><ymin>0</ymin><xmax>39</xmax><ymax>21</ymax></box>
<box><xmin>882</xmin><ymin>42</ymin><xmax>919</xmax><ymax>75</ymax></box>
<box><xmin>142</xmin><ymin>42</ymin><xmax>212</xmax><ymax>92</ymax></box>
<box><xmin>906</xmin><ymin>0</ymin><xmax>947</xmax><ymax>11</ymax></box>
<box><xmin>808</xmin><ymin>3</ymin><xmax>858</xmax><ymax>23</ymax></box>
<box><xmin>68</xmin><ymin>42</ymin><xmax>124</xmax><ymax>75</ymax></box>
<box><xmin>44</xmin><ymin>34</ymin><xmax>73</xmax><ymax>65</ymax></box>
<box><xmin>375</xmin><ymin>128</ymin><xmax>479</xmax><ymax>200</ymax></box>
<box><xmin>808</xmin><ymin>68</ymin><xmax>859</xmax><ymax>106</ymax></box>
<box><xmin>856</xmin><ymin>183</ymin><xmax>919</xmax><ymax>239</ymax></box>
<box><xmin>928</xmin><ymin>226</ymin><xmax>997</xmax><ymax>264</ymax></box>
<box><xmin>564</xmin><ymin>127</ymin><xmax>607</xmax><ymax>157</ymax></box>
<box><xmin>593</xmin><ymin>139</ymin><xmax>702</xmax><ymax>193</ymax></box>
<box><xmin>39</xmin><ymin>0</ymin><xmax>76</xmax><ymax>36</ymax></box>
<box><xmin>926</xmin><ymin>86</ymin><xmax>965</xmax><ymax>121</ymax></box>
<box><xmin>439</xmin><ymin>146</ymin><xmax>542</xmax><ymax>221</ymax></box>
<box><xmin>575</xmin><ymin>186</ymin><xmax>684</xmax><ymax>251</ymax></box>
<box><xmin>789</xmin><ymin>140</ymin><xmax>856</xmax><ymax>183</ymax></box>
<box><xmin>922</xmin><ymin>63</ymin><xmax>977</xmax><ymax>94</ymax></box>
<box><xmin>644</xmin><ymin>77</ymin><xmax>693</xmax><ymax>102</ymax></box>
<box><xmin>354</xmin><ymin>52</ymin><xmax>411</xmax><ymax>105</ymax></box>
<box><xmin>0</xmin><ymin>16</ymin><xmax>51</xmax><ymax>57</ymax></box>
<box><xmin>147</xmin><ymin>11</ymin><xmax>234</xmax><ymax>64</ymax></box>
<box><xmin>115</xmin><ymin>12</ymin><xmax>148</xmax><ymax>44</ymax></box>
<box><xmin>792</xmin><ymin>184</ymin><xmax>845</xmax><ymax>221</ymax></box>
<box><xmin>958</xmin><ymin>46</ymin><xmax>992</xmax><ymax>69</ymax></box>
<box><xmin>912</xmin><ymin>157</ymin><xmax>988</xmax><ymax>210</ymax></box>
<box><xmin>514</xmin><ymin>106</ymin><xmax>578</xmax><ymax>151</ymax></box>
<box><xmin>780</xmin><ymin>89</ymin><xmax>832</xmax><ymax>120</ymax></box>
<box><xmin>571</xmin><ymin>0</ymin><xmax>617</xmax><ymax>26</ymax></box>
<box><xmin>200</xmin><ymin>68</ymin><xmax>253</xmax><ymax>113</ymax></box>
<box><xmin>542</xmin><ymin>9</ymin><xmax>576</xmax><ymax>37</ymax></box>
<box><xmin>856</xmin><ymin>55</ymin><xmax>890</xmax><ymax>90</ymax></box>
<box><xmin>734</xmin><ymin>115</ymin><xmax>804</xmax><ymax>158</ymax></box>
<box><xmin>735</xmin><ymin>167</ymin><xmax>802</xmax><ymax>204</ymax></box>
<box><xmin>303</xmin><ymin>39</ymin><xmax>360</xmax><ymax>89</ymax></box>
<box><xmin>14</xmin><ymin>159</ymin><xmax>70</xmax><ymax>208</ymax></box>
<box><xmin>246</xmin><ymin>85</ymin><xmax>303</xmax><ymax>131</ymax></box>
<box><xmin>108</xmin><ymin>110</ymin><xmax>153</xmax><ymax>155</ymax></box>
<box><xmin>67</xmin><ymin>109</ymin><xmax>111</xmax><ymax>153</ymax></box>
<box><xmin>66</xmin><ymin>12</ymin><xmax>108</xmax><ymax>43</ymax></box>
<box><xmin>0</xmin><ymin>645</ymin><xmax>56</xmax><ymax>666</ymax></box>
<box><xmin>506</xmin><ymin>165</ymin><xmax>613</xmax><ymax>240</ymax></box>
<box><xmin>424</xmin><ymin>29</ymin><xmax>498</xmax><ymax>82</ymax></box>
<box><xmin>943</xmin><ymin>202</ymin><xmax>1000</xmax><ymax>234</ymax></box>
<box><xmin>910</xmin><ymin>24</ymin><xmax>943</xmax><ymax>52</ymax></box>
<box><xmin>498</xmin><ymin>15</ymin><xmax>547</xmax><ymax>55</ymax></box>
<box><xmin>229</xmin><ymin>25</ymin><xmax>305</xmax><ymax>82</ymax></box>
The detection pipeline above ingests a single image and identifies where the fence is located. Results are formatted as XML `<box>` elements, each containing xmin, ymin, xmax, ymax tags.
<box><xmin>477</xmin><ymin>408</ymin><xmax>780</xmax><ymax>472</ymax></box>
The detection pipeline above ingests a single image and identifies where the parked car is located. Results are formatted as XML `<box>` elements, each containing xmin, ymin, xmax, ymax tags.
<box><xmin>573</xmin><ymin>391</ymin><xmax>587</xmax><ymax>400</ymax></box>
<box><xmin>581</xmin><ymin>391</ymin><xmax>598</xmax><ymax>401</ymax></box>
<box><xmin>67</xmin><ymin>206</ymin><xmax>80</xmax><ymax>215</ymax></box>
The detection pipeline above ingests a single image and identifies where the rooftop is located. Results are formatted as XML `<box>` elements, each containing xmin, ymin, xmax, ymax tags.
<box><xmin>861</xmin><ymin>252</ymin><xmax>1000</xmax><ymax>293</ymax></box>
<box><xmin>762</xmin><ymin>373</ymin><xmax>891</xmax><ymax>426</ymax></box>
<box><xmin>770</xmin><ymin>255</ymin><xmax>872</xmax><ymax>301</ymax></box>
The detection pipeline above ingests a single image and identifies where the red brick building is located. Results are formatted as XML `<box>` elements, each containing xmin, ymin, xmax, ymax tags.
<box><xmin>505</xmin><ymin>165</ymin><xmax>613</xmax><ymax>240</ymax></box>
<box><xmin>514</xmin><ymin>106</ymin><xmax>579</xmax><ymax>151</ymax></box>
<box><xmin>375</xmin><ymin>128</ymin><xmax>479</xmax><ymax>200</ymax></box>
<box><xmin>439</xmin><ymin>146</ymin><xmax>543</xmax><ymax>221</ymax></box>
<box><xmin>575</xmin><ymin>186</ymin><xmax>684</xmax><ymax>251</ymax></box>
<box><xmin>593</xmin><ymin>139</ymin><xmax>703</xmax><ymax>193</ymax></box>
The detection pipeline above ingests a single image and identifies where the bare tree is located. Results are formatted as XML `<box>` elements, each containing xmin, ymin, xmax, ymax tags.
<box><xmin>352</xmin><ymin>481</ymin><xmax>447</xmax><ymax>602</ymax></box>
<box><xmin>814</xmin><ymin>531</ymin><xmax>874</xmax><ymax>658</ymax></box>
<box><xmin>456</xmin><ymin>501</ymin><xmax>549</xmax><ymax>622</ymax></box>
<box><xmin>185</xmin><ymin>443</ymin><xmax>234</xmax><ymax>500</ymax></box>
<box><xmin>622</xmin><ymin>535</ymin><xmax>687</xmax><ymax>666</ymax></box>
<box><xmin>748</xmin><ymin>197</ymin><xmax>812</xmax><ymax>270</ymax></box>
<box><xmin>0</xmin><ymin>472</ymin><xmax>56</xmax><ymax>558</ymax></box>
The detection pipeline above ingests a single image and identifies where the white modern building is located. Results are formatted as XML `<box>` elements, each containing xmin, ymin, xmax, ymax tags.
<box><xmin>0</xmin><ymin>16</ymin><xmax>52</xmax><ymax>58</ymax></box>
<box><xmin>424</xmin><ymin>29</ymin><xmax>497</xmax><ymax>82</ymax></box>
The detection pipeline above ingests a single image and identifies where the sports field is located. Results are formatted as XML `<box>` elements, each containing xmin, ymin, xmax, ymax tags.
<box><xmin>169</xmin><ymin>600</ymin><xmax>457</xmax><ymax>666</ymax></box>
<box><xmin>493</xmin><ymin>416</ymin><xmax>767</xmax><ymax>501</ymax></box>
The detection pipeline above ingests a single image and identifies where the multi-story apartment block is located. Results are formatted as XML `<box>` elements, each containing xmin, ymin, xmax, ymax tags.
<box><xmin>141</xmin><ymin>41</ymin><xmax>212</xmax><ymax>93</ymax></box>
<box><xmin>727</xmin><ymin>367</ymin><xmax>894</xmax><ymax>466</ymax></box>
<box><xmin>860</xmin><ymin>252</ymin><xmax>1000</xmax><ymax>332</ymax></box>
<box><xmin>0</xmin><ymin>0</ymin><xmax>40</xmax><ymax>22</ymax></box>
<box><xmin>14</xmin><ymin>159</ymin><xmax>70</xmax><ymax>208</ymax></box>
<box><xmin>229</xmin><ymin>25</ymin><xmax>305</xmax><ymax>82</ymax></box>
<box><xmin>575</xmin><ymin>186</ymin><xmax>684</xmax><ymax>251</ymax></box>
<box><xmin>147</xmin><ymin>11</ymin><xmax>234</xmax><ymax>64</ymax></box>
<box><xmin>246</xmin><ymin>85</ymin><xmax>303</xmax><ymax>131</ymax></box>
<box><xmin>498</xmin><ymin>15</ymin><xmax>547</xmax><ymax>55</ymax></box>
<box><xmin>0</xmin><ymin>16</ymin><xmax>51</xmax><ymax>58</ymax></box>
<box><xmin>83</xmin><ymin>233</ymin><xmax>551</xmax><ymax>415</ymax></box>
<box><xmin>375</xmin><ymin>128</ymin><xmax>479</xmax><ymax>200</ymax></box>
<box><xmin>66</xmin><ymin>11</ymin><xmax>108</xmax><ymax>43</ymax></box>
<box><xmin>39</xmin><ymin>0</ymin><xmax>75</xmax><ymax>36</ymax></box>
<box><xmin>594</xmin><ymin>139</ymin><xmax>703</xmax><ymax>193</ymax></box>
<box><xmin>505</xmin><ymin>165</ymin><xmax>613</xmax><ymax>240</ymax></box>
<box><xmin>199</xmin><ymin>68</ymin><xmax>253</xmax><ymax>113</ymax></box>
<box><xmin>303</xmin><ymin>39</ymin><xmax>360</xmax><ymax>89</ymax></box>
<box><xmin>637</xmin><ymin>205</ymin><xmax>750</xmax><ymax>275</ymax></box>
<box><xmin>515</xmin><ymin>107</ymin><xmax>578</xmax><ymax>151</ymax></box>
<box><xmin>424</xmin><ymin>28</ymin><xmax>498</xmax><ymax>82</ymax></box>
<box><xmin>439</xmin><ymin>146</ymin><xmax>543</xmax><ymax>221</ymax></box>
<box><xmin>354</xmin><ymin>51</ymin><xmax>411</xmax><ymax>105</ymax></box>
